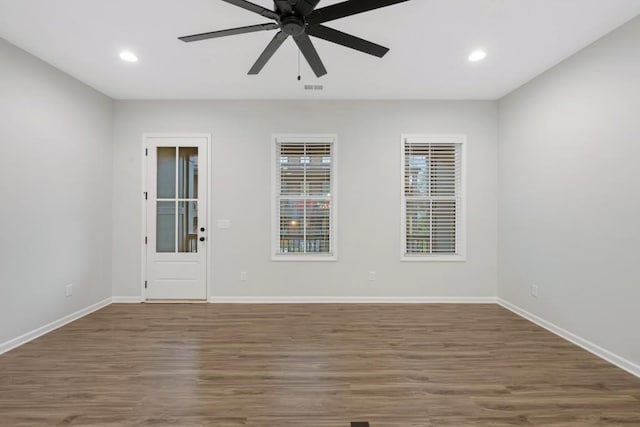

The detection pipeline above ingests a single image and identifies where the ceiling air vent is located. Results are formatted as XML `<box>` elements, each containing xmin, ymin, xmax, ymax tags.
<box><xmin>304</xmin><ymin>84</ymin><xmax>324</xmax><ymax>91</ymax></box>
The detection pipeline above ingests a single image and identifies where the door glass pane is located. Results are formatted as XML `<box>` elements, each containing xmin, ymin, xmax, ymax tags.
<box><xmin>179</xmin><ymin>147</ymin><xmax>198</xmax><ymax>199</ymax></box>
<box><xmin>178</xmin><ymin>201</ymin><xmax>198</xmax><ymax>253</ymax></box>
<box><xmin>157</xmin><ymin>201</ymin><xmax>176</xmax><ymax>253</ymax></box>
<box><xmin>157</xmin><ymin>147</ymin><xmax>176</xmax><ymax>199</ymax></box>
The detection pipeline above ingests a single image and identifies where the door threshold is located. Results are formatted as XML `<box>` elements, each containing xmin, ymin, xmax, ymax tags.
<box><xmin>144</xmin><ymin>299</ymin><xmax>207</xmax><ymax>304</ymax></box>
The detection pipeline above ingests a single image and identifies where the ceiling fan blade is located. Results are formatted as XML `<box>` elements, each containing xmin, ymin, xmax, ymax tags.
<box><xmin>248</xmin><ymin>31</ymin><xmax>289</xmax><ymax>75</ymax></box>
<box><xmin>294</xmin><ymin>0</ymin><xmax>322</xmax><ymax>17</ymax></box>
<box><xmin>221</xmin><ymin>0</ymin><xmax>279</xmax><ymax>20</ymax></box>
<box><xmin>307</xmin><ymin>0</ymin><xmax>410</xmax><ymax>24</ymax></box>
<box><xmin>179</xmin><ymin>23</ymin><xmax>278</xmax><ymax>42</ymax></box>
<box><xmin>306</xmin><ymin>25</ymin><xmax>389</xmax><ymax>57</ymax></box>
<box><xmin>293</xmin><ymin>33</ymin><xmax>327</xmax><ymax>77</ymax></box>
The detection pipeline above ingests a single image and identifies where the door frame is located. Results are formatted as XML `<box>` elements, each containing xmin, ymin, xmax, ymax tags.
<box><xmin>141</xmin><ymin>133</ymin><xmax>212</xmax><ymax>301</ymax></box>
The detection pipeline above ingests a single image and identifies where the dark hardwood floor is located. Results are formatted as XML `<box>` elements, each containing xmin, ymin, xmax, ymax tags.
<box><xmin>0</xmin><ymin>304</ymin><xmax>638</xmax><ymax>426</ymax></box>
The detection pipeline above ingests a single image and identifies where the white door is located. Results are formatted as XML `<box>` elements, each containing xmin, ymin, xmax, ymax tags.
<box><xmin>145</xmin><ymin>135</ymin><xmax>208</xmax><ymax>300</ymax></box>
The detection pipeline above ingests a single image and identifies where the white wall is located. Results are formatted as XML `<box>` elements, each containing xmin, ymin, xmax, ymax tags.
<box><xmin>0</xmin><ymin>38</ymin><xmax>113</xmax><ymax>345</ymax></box>
<box><xmin>498</xmin><ymin>16</ymin><xmax>640</xmax><ymax>367</ymax></box>
<box><xmin>112</xmin><ymin>100</ymin><xmax>498</xmax><ymax>299</ymax></box>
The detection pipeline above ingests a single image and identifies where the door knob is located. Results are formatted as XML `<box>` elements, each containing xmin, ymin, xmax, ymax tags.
<box><xmin>199</xmin><ymin>237</ymin><xmax>205</xmax><ymax>242</ymax></box>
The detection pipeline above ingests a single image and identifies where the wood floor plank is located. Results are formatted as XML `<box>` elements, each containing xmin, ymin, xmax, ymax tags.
<box><xmin>0</xmin><ymin>304</ymin><xmax>638</xmax><ymax>426</ymax></box>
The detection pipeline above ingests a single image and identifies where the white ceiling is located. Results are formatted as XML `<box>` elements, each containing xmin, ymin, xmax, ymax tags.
<box><xmin>1</xmin><ymin>0</ymin><xmax>639</xmax><ymax>100</ymax></box>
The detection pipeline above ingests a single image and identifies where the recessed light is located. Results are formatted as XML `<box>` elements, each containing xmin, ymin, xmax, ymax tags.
<box><xmin>119</xmin><ymin>50</ymin><xmax>138</xmax><ymax>63</ymax></box>
<box><xmin>468</xmin><ymin>49</ymin><xmax>487</xmax><ymax>62</ymax></box>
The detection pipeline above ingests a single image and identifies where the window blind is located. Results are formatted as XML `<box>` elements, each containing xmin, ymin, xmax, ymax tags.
<box><xmin>403</xmin><ymin>138</ymin><xmax>462</xmax><ymax>257</ymax></box>
<box><xmin>275</xmin><ymin>139</ymin><xmax>334</xmax><ymax>256</ymax></box>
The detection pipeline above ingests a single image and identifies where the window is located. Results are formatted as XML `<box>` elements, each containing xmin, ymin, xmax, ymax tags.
<box><xmin>272</xmin><ymin>135</ymin><xmax>337</xmax><ymax>261</ymax></box>
<box><xmin>401</xmin><ymin>135</ymin><xmax>465</xmax><ymax>261</ymax></box>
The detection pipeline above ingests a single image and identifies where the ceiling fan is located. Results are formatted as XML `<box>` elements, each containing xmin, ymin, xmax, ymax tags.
<box><xmin>178</xmin><ymin>0</ymin><xmax>411</xmax><ymax>77</ymax></box>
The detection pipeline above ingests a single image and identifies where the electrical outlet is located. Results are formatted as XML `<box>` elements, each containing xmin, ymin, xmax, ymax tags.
<box><xmin>530</xmin><ymin>284</ymin><xmax>539</xmax><ymax>298</ymax></box>
<box><xmin>240</xmin><ymin>272</ymin><xmax>247</xmax><ymax>281</ymax></box>
<box><xmin>65</xmin><ymin>284</ymin><xmax>73</xmax><ymax>297</ymax></box>
<box><xmin>368</xmin><ymin>271</ymin><xmax>376</xmax><ymax>281</ymax></box>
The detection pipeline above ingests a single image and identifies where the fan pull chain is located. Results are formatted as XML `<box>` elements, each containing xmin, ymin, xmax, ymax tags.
<box><xmin>297</xmin><ymin>49</ymin><xmax>301</xmax><ymax>81</ymax></box>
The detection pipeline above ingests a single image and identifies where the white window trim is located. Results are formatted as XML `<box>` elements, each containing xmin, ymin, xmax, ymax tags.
<box><xmin>400</xmin><ymin>134</ymin><xmax>467</xmax><ymax>262</ymax></box>
<box><xmin>271</xmin><ymin>134</ymin><xmax>338</xmax><ymax>262</ymax></box>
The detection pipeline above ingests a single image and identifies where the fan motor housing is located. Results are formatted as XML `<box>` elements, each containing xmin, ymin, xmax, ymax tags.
<box><xmin>281</xmin><ymin>15</ymin><xmax>306</xmax><ymax>36</ymax></box>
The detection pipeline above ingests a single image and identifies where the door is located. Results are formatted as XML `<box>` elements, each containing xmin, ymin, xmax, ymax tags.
<box><xmin>145</xmin><ymin>135</ymin><xmax>208</xmax><ymax>300</ymax></box>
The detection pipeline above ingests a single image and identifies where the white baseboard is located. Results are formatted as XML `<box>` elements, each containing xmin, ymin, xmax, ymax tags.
<box><xmin>497</xmin><ymin>298</ymin><xmax>640</xmax><ymax>378</ymax></box>
<box><xmin>0</xmin><ymin>297</ymin><xmax>112</xmax><ymax>356</ymax></box>
<box><xmin>112</xmin><ymin>296</ymin><xmax>144</xmax><ymax>303</ymax></box>
<box><xmin>5</xmin><ymin>295</ymin><xmax>636</xmax><ymax>379</ymax></box>
<box><xmin>208</xmin><ymin>296</ymin><xmax>497</xmax><ymax>304</ymax></box>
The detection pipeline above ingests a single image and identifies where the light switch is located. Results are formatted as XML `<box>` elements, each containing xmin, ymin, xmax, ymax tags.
<box><xmin>217</xmin><ymin>219</ymin><xmax>231</xmax><ymax>229</ymax></box>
